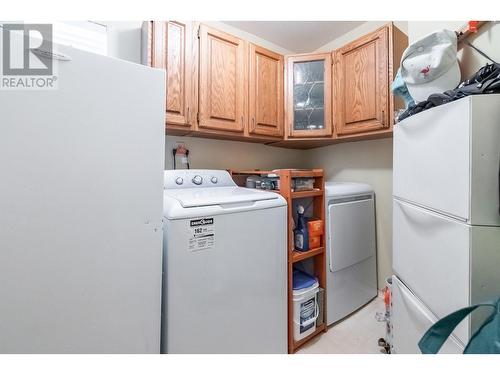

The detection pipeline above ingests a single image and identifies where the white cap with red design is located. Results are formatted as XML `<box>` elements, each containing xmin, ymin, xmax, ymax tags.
<box><xmin>401</xmin><ymin>29</ymin><xmax>461</xmax><ymax>103</ymax></box>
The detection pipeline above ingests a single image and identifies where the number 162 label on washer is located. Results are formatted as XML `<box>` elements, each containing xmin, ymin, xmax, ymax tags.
<box><xmin>189</xmin><ymin>218</ymin><xmax>215</xmax><ymax>252</ymax></box>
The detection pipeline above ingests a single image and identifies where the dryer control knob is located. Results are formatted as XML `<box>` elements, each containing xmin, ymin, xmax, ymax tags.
<box><xmin>175</xmin><ymin>177</ymin><xmax>183</xmax><ymax>185</ymax></box>
<box><xmin>211</xmin><ymin>176</ymin><xmax>218</xmax><ymax>184</ymax></box>
<box><xmin>192</xmin><ymin>175</ymin><xmax>203</xmax><ymax>185</ymax></box>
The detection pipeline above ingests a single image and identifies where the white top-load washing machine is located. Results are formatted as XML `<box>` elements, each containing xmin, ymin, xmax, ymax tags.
<box><xmin>162</xmin><ymin>170</ymin><xmax>287</xmax><ymax>353</ymax></box>
<box><xmin>325</xmin><ymin>182</ymin><xmax>378</xmax><ymax>325</ymax></box>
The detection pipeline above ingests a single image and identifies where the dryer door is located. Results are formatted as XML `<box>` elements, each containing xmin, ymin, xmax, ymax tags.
<box><xmin>328</xmin><ymin>196</ymin><xmax>376</xmax><ymax>272</ymax></box>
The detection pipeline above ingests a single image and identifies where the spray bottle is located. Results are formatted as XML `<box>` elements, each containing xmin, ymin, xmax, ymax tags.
<box><xmin>294</xmin><ymin>205</ymin><xmax>309</xmax><ymax>252</ymax></box>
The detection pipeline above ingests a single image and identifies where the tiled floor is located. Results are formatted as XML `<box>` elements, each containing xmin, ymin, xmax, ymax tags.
<box><xmin>297</xmin><ymin>295</ymin><xmax>388</xmax><ymax>354</ymax></box>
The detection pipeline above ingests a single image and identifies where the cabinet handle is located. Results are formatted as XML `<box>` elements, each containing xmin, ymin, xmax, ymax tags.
<box><xmin>252</xmin><ymin>117</ymin><xmax>255</xmax><ymax>127</ymax></box>
<box><xmin>187</xmin><ymin>107</ymin><xmax>190</xmax><ymax>124</ymax></box>
<box><xmin>241</xmin><ymin>116</ymin><xmax>244</xmax><ymax>125</ymax></box>
<box><xmin>382</xmin><ymin>110</ymin><xmax>386</xmax><ymax>128</ymax></box>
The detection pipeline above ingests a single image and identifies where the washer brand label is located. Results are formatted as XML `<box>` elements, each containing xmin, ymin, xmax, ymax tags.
<box><xmin>188</xmin><ymin>217</ymin><xmax>215</xmax><ymax>252</ymax></box>
<box><xmin>190</xmin><ymin>218</ymin><xmax>214</xmax><ymax>227</ymax></box>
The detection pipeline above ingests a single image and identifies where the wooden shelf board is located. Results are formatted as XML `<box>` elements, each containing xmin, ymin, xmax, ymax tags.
<box><xmin>291</xmin><ymin>189</ymin><xmax>323</xmax><ymax>199</ymax></box>
<box><xmin>231</xmin><ymin>169</ymin><xmax>324</xmax><ymax>178</ymax></box>
<box><xmin>290</xmin><ymin>247</ymin><xmax>324</xmax><ymax>263</ymax></box>
<box><xmin>231</xmin><ymin>170</ymin><xmax>274</xmax><ymax>175</ymax></box>
<box><xmin>292</xmin><ymin>324</ymin><xmax>327</xmax><ymax>352</ymax></box>
<box><xmin>290</xmin><ymin>169</ymin><xmax>324</xmax><ymax>178</ymax></box>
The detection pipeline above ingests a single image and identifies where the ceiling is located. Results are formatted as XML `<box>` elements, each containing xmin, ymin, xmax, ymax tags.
<box><xmin>223</xmin><ymin>21</ymin><xmax>365</xmax><ymax>53</ymax></box>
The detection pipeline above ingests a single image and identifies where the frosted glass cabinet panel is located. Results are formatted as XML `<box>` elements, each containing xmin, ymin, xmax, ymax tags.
<box><xmin>286</xmin><ymin>53</ymin><xmax>332</xmax><ymax>138</ymax></box>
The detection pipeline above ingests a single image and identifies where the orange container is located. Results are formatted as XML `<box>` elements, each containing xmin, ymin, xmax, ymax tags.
<box><xmin>309</xmin><ymin>235</ymin><xmax>321</xmax><ymax>249</ymax></box>
<box><xmin>308</xmin><ymin>219</ymin><xmax>323</xmax><ymax>237</ymax></box>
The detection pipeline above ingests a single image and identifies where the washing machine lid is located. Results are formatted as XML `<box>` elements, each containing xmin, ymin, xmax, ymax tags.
<box><xmin>325</xmin><ymin>182</ymin><xmax>373</xmax><ymax>198</ymax></box>
<box><xmin>165</xmin><ymin>186</ymin><xmax>280</xmax><ymax>208</ymax></box>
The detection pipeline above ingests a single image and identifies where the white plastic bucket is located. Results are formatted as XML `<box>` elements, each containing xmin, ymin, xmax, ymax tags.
<box><xmin>293</xmin><ymin>281</ymin><xmax>319</xmax><ymax>341</ymax></box>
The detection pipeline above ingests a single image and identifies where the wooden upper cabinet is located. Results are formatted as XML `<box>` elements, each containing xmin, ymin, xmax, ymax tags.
<box><xmin>248</xmin><ymin>44</ymin><xmax>284</xmax><ymax>138</ymax></box>
<box><xmin>198</xmin><ymin>25</ymin><xmax>247</xmax><ymax>133</ymax></box>
<box><xmin>165</xmin><ymin>21</ymin><xmax>194</xmax><ymax>127</ymax></box>
<box><xmin>285</xmin><ymin>53</ymin><xmax>332</xmax><ymax>138</ymax></box>
<box><xmin>333</xmin><ymin>26</ymin><xmax>389</xmax><ymax>136</ymax></box>
<box><xmin>142</xmin><ymin>21</ymin><xmax>407</xmax><ymax>146</ymax></box>
<box><xmin>144</xmin><ymin>21</ymin><xmax>195</xmax><ymax>131</ymax></box>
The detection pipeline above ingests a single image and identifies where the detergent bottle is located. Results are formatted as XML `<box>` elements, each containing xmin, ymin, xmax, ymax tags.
<box><xmin>294</xmin><ymin>205</ymin><xmax>309</xmax><ymax>252</ymax></box>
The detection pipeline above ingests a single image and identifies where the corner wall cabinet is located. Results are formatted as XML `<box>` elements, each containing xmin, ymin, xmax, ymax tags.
<box><xmin>143</xmin><ymin>22</ymin><xmax>408</xmax><ymax>148</ymax></box>
<box><xmin>285</xmin><ymin>54</ymin><xmax>332</xmax><ymax>138</ymax></box>
<box><xmin>333</xmin><ymin>23</ymin><xmax>408</xmax><ymax>138</ymax></box>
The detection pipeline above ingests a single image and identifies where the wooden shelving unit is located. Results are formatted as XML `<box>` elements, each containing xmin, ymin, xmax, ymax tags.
<box><xmin>230</xmin><ymin>169</ymin><xmax>327</xmax><ymax>353</ymax></box>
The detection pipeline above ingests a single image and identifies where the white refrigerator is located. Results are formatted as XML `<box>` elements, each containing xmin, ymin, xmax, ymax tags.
<box><xmin>392</xmin><ymin>94</ymin><xmax>500</xmax><ymax>353</ymax></box>
<box><xmin>0</xmin><ymin>36</ymin><xmax>166</xmax><ymax>353</ymax></box>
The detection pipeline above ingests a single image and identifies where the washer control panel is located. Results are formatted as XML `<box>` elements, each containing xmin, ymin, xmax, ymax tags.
<box><xmin>164</xmin><ymin>170</ymin><xmax>236</xmax><ymax>189</ymax></box>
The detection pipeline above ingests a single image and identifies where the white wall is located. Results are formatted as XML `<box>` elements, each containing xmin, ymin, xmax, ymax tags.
<box><xmin>408</xmin><ymin>21</ymin><xmax>500</xmax><ymax>79</ymax></box>
<box><xmin>165</xmin><ymin>137</ymin><xmax>307</xmax><ymax>171</ymax></box>
<box><xmin>102</xmin><ymin>21</ymin><xmax>143</xmax><ymax>63</ymax></box>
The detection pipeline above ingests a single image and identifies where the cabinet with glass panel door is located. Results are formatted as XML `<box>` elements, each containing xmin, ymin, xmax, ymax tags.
<box><xmin>285</xmin><ymin>53</ymin><xmax>332</xmax><ymax>138</ymax></box>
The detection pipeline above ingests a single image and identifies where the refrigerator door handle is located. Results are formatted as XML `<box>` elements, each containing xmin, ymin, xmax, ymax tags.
<box><xmin>33</xmin><ymin>48</ymin><xmax>72</xmax><ymax>61</ymax></box>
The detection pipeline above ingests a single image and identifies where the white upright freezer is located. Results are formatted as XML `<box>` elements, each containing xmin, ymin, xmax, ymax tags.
<box><xmin>392</xmin><ymin>95</ymin><xmax>500</xmax><ymax>353</ymax></box>
<box><xmin>0</xmin><ymin>34</ymin><xmax>166</xmax><ymax>353</ymax></box>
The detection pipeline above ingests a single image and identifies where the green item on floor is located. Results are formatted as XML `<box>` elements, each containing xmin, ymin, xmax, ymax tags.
<box><xmin>418</xmin><ymin>298</ymin><xmax>500</xmax><ymax>354</ymax></box>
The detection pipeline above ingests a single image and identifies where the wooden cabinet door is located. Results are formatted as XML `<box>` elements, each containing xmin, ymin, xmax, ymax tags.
<box><xmin>248</xmin><ymin>44</ymin><xmax>283</xmax><ymax>138</ymax></box>
<box><xmin>334</xmin><ymin>26</ymin><xmax>389</xmax><ymax>136</ymax></box>
<box><xmin>149</xmin><ymin>21</ymin><xmax>195</xmax><ymax>128</ymax></box>
<box><xmin>198</xmin><ymin>25</ymin><xmax>247</xmax><ymax>133</ymax></box>
<box><xmin>285</xmin><ymin>53</ymin><xmax>332</xmax><ymax>138</ymax></box>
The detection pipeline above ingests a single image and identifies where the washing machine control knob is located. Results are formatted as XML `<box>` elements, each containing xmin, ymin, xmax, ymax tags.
<box><xmin>192</xmin><ymin>175</ymin><xmax>203</xmax><ymax>185</ymax></box>
<box><xmin>211</xmin><ymin>176</ymin><xmax>218</xmax><ymax>184</ymax></box>
<box><xmin>175</xmin><ymin>177</ymin><xmax>183</xmax><ymax>185</ymax></box>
